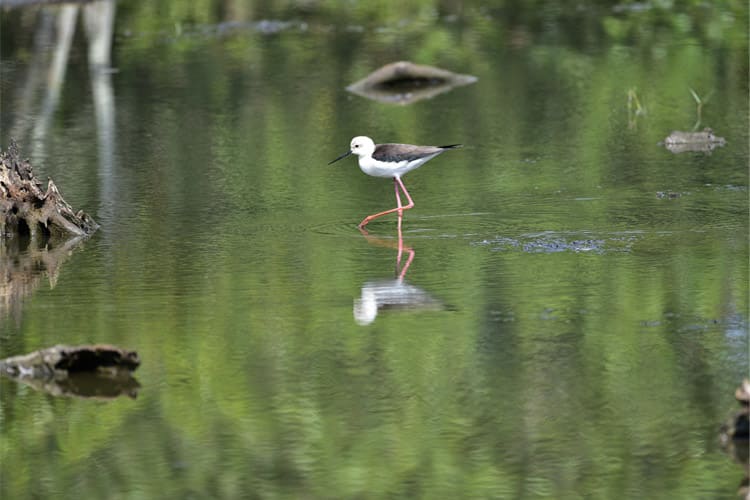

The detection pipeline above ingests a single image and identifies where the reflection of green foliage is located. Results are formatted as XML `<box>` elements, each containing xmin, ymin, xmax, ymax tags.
<box><xmin>0</xmin><ymin>1</ymin><xmax>747</xmax><ymax>498</ymax></box>
<box><xmin>6</xmin><ymin>0</ymin><xmax>743</xmax><ymax>50</ymax></box>
<box><xmin>601</xmin><ymin>0</ymin><xmax>746</xmax><ymax>47</ymax></box>
<box><xmin>627</xmin><ymin>87</ymin><xmax>646</xmax><ymax>129</ymax></box>
<box><xmin>688</xmin><ymin>87</ymin><xmax>714</xmax><ymax>130</ymax></box>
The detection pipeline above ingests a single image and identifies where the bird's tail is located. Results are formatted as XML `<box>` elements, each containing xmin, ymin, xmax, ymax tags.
<box><xmin>439</xmin><ymin>144</ymin><xmax>462</xmax><ymax>149</ymax></box>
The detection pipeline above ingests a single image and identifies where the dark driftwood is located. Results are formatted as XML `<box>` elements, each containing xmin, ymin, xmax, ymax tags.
<box><xmin>0</xmin><ymin>345</ymin><xmax>140</xmax><ymax>400</ymax></box>
<box><xmin>0</xmin><ymin>344</ymin><xmax>141</xmax><ymax>399</ymax></box>
<box><xmin>1</xmin><ymin>141</ymin><xmax>98</xmax><ymax>242</ymax></box>
<box><xmin>0</xmin><ymin>344</ymin><xmax>140</xmax><ymax>378</ymax></box>
<box><xmin>720</xmin><ymin>380</ymin><xmax>749</xmax><ymax>498</ymax></box>
<box><xmin>727</xmin><ymin>379</ymin><xmax>750</xmax><ymax>442</ymax></box>
<box><xmin>346</xmin><ymin>61</ymin><xmax>477</xmax><ymax>105</ymax></box>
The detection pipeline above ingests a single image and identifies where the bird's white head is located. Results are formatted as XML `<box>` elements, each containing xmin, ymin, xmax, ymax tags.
<box><xmin>349</xmin><ymin>136</ymin><xmax>376</xmax><ymax>157</ymax></box>
<box><xmin>328</xmin><ymin>136</ymin><xmax>376</xmax><ymax>165</ymax></box>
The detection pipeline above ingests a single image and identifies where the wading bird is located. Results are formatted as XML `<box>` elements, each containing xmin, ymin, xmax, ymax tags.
<box><xmin>329</xmin><ymin>136</ymin><xmax>461</xmax><ymax>229</ymax></box>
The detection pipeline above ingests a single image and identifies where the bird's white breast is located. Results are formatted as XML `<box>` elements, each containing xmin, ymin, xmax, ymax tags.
<box><xmin>358</xmin><ymin>156</ymin><xmax>409</xmax><ymax>178</ymax></box>
<box><xmin>358</xmin><ymin>155</ymin><xmax>433</xmax><ymax>178</ymax></box>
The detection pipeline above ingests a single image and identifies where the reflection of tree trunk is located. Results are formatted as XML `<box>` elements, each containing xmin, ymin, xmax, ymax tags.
<box><xmin>84</xmin><ymin>1</ymin><xmax>117</xmax><ymax>215</ymax></box>
<box><xmin>31</xmin><ymin>5</ymin><xmax>78</xmax><ymax>159</ymax></box>
<box><xmin>9</xmin><ymin>1</ymin><xmax>118</xmax><ymax>186</ymax></box>
<box><xmin>9</xmin><ymin>10</ymin><xmax>55</xmax><ymax>143</ymax></box>
<box><xmin>84</xmin><ymin>0</ymin><xmax>114</xmax><ymax>69</ymax></box>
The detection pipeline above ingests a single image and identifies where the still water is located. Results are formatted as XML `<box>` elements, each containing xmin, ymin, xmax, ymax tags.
<box><xmin>1</xmin><ymin>2</ymin><xmax>748</xmax><ymax>498</ymax></box>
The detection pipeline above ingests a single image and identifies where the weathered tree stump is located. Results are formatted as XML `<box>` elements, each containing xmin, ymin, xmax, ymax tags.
<box><xmin>1</xmin><ymin>141</ymin><xmax>98</xmax><ymax>242</ymax></box>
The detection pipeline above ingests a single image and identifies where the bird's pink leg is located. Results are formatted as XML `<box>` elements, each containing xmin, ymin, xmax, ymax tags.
<box><xmin>398</xmin><ymin>246</ymin><xmax>415</xmax><ymax>281</ymax></box>
<box><xmin>394</xmin><ymin>178</ymin><xmax>403</xmax><ymax>215</ymax></box>
<box><xmin>395</xmin><ymin>176</ymin><xmax>414</xmax><ymax>209</ymax></box>
<box><xmin>358</xmin><ymin>177</ymin><xmax>415</xmax><ymax>229</ymax></box>
<box><xmin>395</xmin><ymin>221</ymin><xmax>415</xmax><ymax>279</ymax></box>
<box><xmin>395</xmin><ymin>179</ymin><xmax>404</xmax><ymax>255</ymax></box>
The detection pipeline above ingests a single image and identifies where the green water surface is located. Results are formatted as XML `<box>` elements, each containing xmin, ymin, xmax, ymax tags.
<box><xmin>1</xmin><ymin>2</ymin><xmax>748</xmax><ymax>499</ymax></box>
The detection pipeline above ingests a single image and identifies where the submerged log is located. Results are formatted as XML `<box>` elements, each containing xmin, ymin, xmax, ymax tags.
<box><xmin>346</xmin><ymin>61</ymin><xmax>477</xmax><ymax>105</ymax></box>
<box><xmin>1</xmin><ymin>141</ymin><xmax>98</xmax><ymax>242</ymax></box>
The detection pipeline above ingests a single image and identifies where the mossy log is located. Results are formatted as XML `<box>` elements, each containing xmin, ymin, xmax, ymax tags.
<box><xmin>1</xmin><ymin>141</ymin><xmax>98</xmax><ymax>241</ymax></box>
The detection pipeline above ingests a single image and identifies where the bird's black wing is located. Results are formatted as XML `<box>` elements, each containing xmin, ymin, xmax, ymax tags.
<box><xmin>373</xmin><ymin>144</ymin><xmax>443</xmax><ymax>163</ymax></box>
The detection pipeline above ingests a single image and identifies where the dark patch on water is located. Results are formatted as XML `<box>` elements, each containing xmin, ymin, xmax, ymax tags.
<box><xmin>473</xmin><ymin>232</ymin><xmax>639</xmax><ymax>254</ymax></box>
<box><xmin>120</xmin><ymin>19</ymin><xmax>308</xmax><ymax>44</ymax></box>
<box><xmin>656</xmin><ymin>191</ymin><xmax>683</xmax><ymax>199</ymax></box>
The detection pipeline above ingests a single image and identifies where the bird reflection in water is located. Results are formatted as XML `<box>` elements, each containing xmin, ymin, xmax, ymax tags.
<box><xmin>354</xmin><ymin>216</ymin><xmax>442</xmax><ymax>325</ymax></box>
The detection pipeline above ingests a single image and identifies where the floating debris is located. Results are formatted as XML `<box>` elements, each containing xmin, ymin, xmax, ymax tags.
<box><xmin>656</xmin><ymin>191</ymin><xmax>682</xmax><ymax>199</ymax></box>
<box><xmin>725</xmin><ymin>379</ymin><xmax>750</xmax><ymax>442</ymax></box>
<box><xmin>662</xmin><ymin>128</ymin><xmax>726</xmax><ymax>144</ymax></box>
<box><xmin>659</xmin><ymin>128</ymin><xmax>726</xmax><ymax>154</ymax></box>
<box><xmin>346</xmin><ymin>61</ymin><xmax>477</xmax><ymax>105</ymax></box>
<box><xmin>720</xmin><ymin>379</ymin><xmax>749</xmax><ymax>497</ymax></box>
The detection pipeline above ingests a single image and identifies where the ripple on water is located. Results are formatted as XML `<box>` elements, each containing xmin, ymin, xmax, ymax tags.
<box><xmin>308</xmin><ymin>219</ymin><xmax>371</xmax><ymax>237</ymax></box>
<box><xmin>309</xmin><ymin>212</ymin><xmax>494</xmax><ymax>238</ymax></box>
<box><xmin>472</xmin><ymin>231</ymin><xmax>642</xmax><ymax>254</ymax></box>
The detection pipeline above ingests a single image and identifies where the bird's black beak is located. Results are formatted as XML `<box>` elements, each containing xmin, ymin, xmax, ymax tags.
<box><xmin>328</xmin><ymin>150</ymin><xmax>352</xmax><ymax>165</ymax></box>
